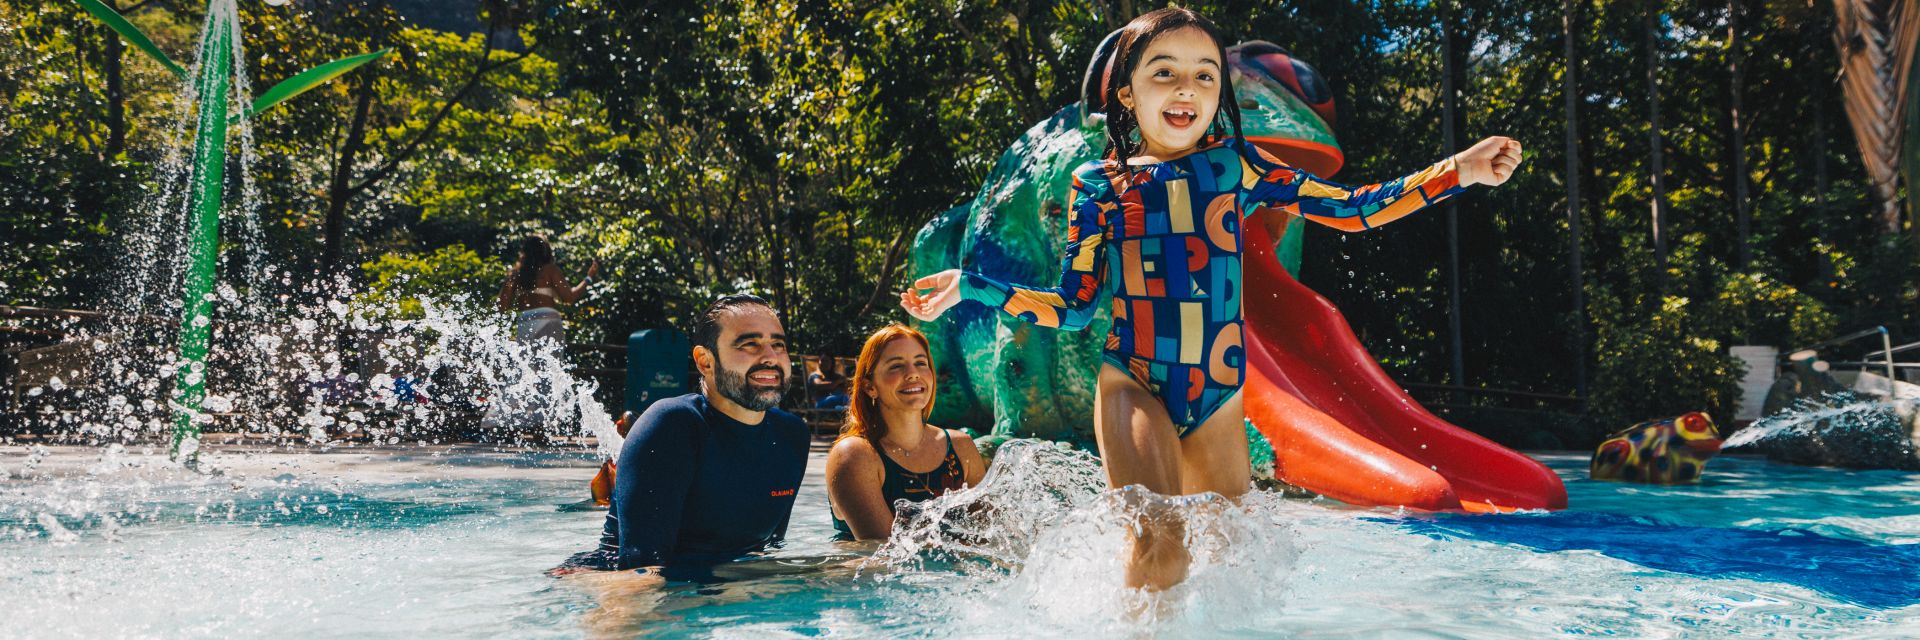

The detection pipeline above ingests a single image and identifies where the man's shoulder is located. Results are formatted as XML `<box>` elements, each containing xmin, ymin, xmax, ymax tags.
<box><xmin>763</xmin><ymin>407</ymin><xmax>813</xmax><ymax>452</ymax></box>
<box><xmin>644</xmin><ymin>393</ymin><xmax>708</xmax><ymax>417</ymax></box>
<box><xmin>630</xmin><ymin>394</ymin><xmax>710</xmax><ymax>437</ymax></box>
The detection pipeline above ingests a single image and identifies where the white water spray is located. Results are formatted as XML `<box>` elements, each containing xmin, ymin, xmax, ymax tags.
<box><xmin>865</xmin><ymin>439</ymin><xmax>1302</xmax><ymax>634</ymax></box>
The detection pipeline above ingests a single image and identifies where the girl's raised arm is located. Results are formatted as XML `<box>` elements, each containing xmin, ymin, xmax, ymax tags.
<box><xmin>905</xmin><ymin>163</ymin><xmax>1118</xmax><ymax>330</ymax></box>
<box><xmin>1238</xmin><ymin>136</ymin><xmax>1521</xmax><ymax>232</ymax></box>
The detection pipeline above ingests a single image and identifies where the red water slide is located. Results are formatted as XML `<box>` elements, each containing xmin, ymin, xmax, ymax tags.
<box><xmin>1241</xmin><ymin>223</ymin><xmax>1568</xmax><ymax>512</ymax></box>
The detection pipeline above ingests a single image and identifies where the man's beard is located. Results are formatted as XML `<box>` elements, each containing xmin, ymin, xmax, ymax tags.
<box><xmin>714</xmin><ymin>359</ymin><xmax>786</xmax><ymax>412</ymax></box>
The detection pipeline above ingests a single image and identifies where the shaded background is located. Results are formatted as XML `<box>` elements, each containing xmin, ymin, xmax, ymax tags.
<box><xmin>3</xmin><ymin>0</ymin><xmax>1914</xmax><ymax>444</ymax></box>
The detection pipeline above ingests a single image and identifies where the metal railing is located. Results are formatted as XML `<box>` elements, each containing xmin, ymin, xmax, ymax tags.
<box><xmin>1866</xmin><ymin>339</ymin><xmax>1920</xmax><ymax>360</ymax></box>
<box><xmin>1790</xmin><ymin>326</ymin><xmax>1897</xmax><ymax>383</ymax></box>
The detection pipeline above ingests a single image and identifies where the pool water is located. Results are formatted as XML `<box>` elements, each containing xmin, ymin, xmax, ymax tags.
<box><xmin>1</xmin><ymin>442</ymin><xmax>1916</xmax><ymax>638</ymax></box>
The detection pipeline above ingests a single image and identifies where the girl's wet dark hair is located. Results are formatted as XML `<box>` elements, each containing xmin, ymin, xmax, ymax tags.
<box><xmin>1091</xmin><ymin>7</ymin><xmax>1245</xmax><ymax>162</ymax></box>
<box><xmin>513</xmin><ymin>234</ymin><xmax>555</xmax><ymax>291</ymax></box>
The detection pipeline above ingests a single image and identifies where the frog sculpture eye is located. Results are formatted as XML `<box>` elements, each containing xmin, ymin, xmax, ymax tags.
<box><xmin>1230</xmin><ymin>41</ymin><xmax>1335</xmax><ymax>128</ymax></box>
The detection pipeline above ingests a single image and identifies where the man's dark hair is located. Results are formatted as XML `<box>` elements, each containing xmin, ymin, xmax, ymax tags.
<box><xmin>692</xmin><ymin>293</ymin><xmax>774</xmax><ymax>354</ymax></box>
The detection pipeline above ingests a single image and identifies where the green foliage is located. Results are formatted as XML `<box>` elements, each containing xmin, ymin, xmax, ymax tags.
<box><xmin>1811</xmin><ymin>234</ymin><xmax>1920</xmax><ymax>340</ymax></box>
<box><xmin>3</xmin><ymin>0</ymin><xmax>1915</xmax><ymax>441</ymax></box>
<box><xmin>1589</xmin><ymin>268</ymin><xmax>1836</xmax><ymax>432</ymax></box>
<box><xmin>356</xmin><ymin>245</ymin><xmax>501</xmax><ymax>319</ymax></box>
<box><xmin>1709</xmin><ymin>272</ymin><xmax>1839</xmax><ymax>349</ymax></box>
<box><xmin>0</xmin><ymin>2</ymin><xmax>177</xmax><ymax>305</ymax></box>
<box><xmin>1589</xmin><ymin>292</ymin><xmax>1743</xmax><ymax>428</ymax></box>
<box><xmin>526</xmin><ymin>0</ymin><xmax>1115</xmax><ymax>355</ymax></box>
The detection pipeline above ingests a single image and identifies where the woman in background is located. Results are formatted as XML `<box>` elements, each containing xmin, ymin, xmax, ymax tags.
<box><xmin>497</xmin><ymin>234</ymin><xmax>598</xmax><ymax>346</ymax></box>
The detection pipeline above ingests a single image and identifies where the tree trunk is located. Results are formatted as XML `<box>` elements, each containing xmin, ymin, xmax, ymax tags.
<box><xmin>1440</xmin><ymin>0</ymin><xmax>1466</xmax><ymax>390</ymax></box>
<box><xmin>72</xmin><ymin>21</ymin><xmax>95</xmax><ymax>157</ymax></box>
<box><xmin>1728</xmin><ymin>0</ymin><xmax>1751</xmax><ymax>269</ymax></box>
<box><xmin>1816</xmin><ymin>78</ymin><xmax>1830</xmax><ymax>212</ymax></box>
<box><xmin>102</xmin><ymin>8</ymin><xmax>126</xmax><ymax>158</ymax></box>
<box><xmin>1564</xmin><ymin>0</ymin><xmax>1588</xmax><ymax>400</ymax></box>
<box><xmin>1645</xmin><ymin>1</ymin><xmax>1670</xmax><ymax>279</ymax></box>
<box><xmin>321</xmin><ymin>78</ymin><xmax>376</xmax><ymax>276</ymax></box>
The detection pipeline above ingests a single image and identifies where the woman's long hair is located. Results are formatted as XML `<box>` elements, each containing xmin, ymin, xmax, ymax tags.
<box><xmin>1093</xmin><ymin>7</ymin><xmax>1246</xmax><ymax>162</ymax></box>
<box><xmin>839</xmin><ymin>324</ymin><xmax>936</xmax><ymax>446</ymax></box>
<box><xmin>513</xmin><ymin>234</ymin><xmax>555</xmax><ymax>291</ymax></box>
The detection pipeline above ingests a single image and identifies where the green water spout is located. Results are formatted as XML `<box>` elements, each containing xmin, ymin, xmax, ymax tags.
<box><xmin>169</xmin><ymin>5</ymin><xmax>232</xmax><ymax>461</ymax></box>
<box><xmin>75</xmin><ymin>0</ymin><xmax>387</xmax><ymax>462</ymax></box>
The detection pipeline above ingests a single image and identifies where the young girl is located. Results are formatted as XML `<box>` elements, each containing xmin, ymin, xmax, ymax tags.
<box><xmin>901</xmin><ymin>8</ymin><xmax>1522</xmax><ymax>590</ymax></box>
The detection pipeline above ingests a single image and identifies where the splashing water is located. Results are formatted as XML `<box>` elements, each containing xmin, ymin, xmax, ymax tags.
<box><xmin>40</xmin><ymin>288</ymin><xmax>620</xmax><ymax>459</ymax></box>
<box><xmin>14</xmin><ymin>0</ymin><xmax>621</xmax><ymax>462</ymax></box>
<box><xmin>1723</xmin><ymin>393</ymin><xmax>1918</xmax><ymax>470</ymax></box>
<box><xmin>872</xmin><ymin>440</ymin><xmax>1105</xmax><ymax>567</ymax></box>
<box><xmin>864</xmin><ymin>440</ymin><xmax>1303</xmax><ymax>635</ymax></box>
<box><xmin>1725</xmin><ymin>396</ymin><xmax>1903</xmax><ymax>450</ymax></box>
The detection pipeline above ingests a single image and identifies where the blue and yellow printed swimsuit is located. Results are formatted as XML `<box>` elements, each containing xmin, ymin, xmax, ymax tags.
<box><xmin>958</xmin><ymin>138</ymin><xmax>1464</xmax><ymax>436</ymax></box>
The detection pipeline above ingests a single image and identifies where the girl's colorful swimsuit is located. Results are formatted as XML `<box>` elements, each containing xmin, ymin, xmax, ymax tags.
<box><xmin>959</xmin><ymin>138</ymin><xmax>1464</xmax><ymax>437</ymax></box>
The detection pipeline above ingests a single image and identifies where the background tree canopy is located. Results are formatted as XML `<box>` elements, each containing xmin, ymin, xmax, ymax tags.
<box><xmin>3</xmin><ymin>0</ymin><xmax>1914</xmax><ymax>441</ymax></box>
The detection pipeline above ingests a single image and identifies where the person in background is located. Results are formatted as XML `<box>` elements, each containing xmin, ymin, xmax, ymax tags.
<box><xmin>814</xmin><ymin>366</ymin><xmax>851</xmax><ymax>410</ymax></box>
<box><xmin>497</xmin><ymin>233</ymin><xmax>599</xmax><ymax>346</ymax></box>
<box><xmin>485</xmin><ymin>234</ymin><xmax>599</xmax><ymax>439</ymax></box>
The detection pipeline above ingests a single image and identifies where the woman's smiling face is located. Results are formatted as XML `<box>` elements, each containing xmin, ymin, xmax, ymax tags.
<box><xmin>866</xmin><ymin>337</ymin><xmax>935</xmax><ymax>413</ymax></box>
<box><xmin>1119</xmin><ymin>26</ymin><xmax>1223</xmax><ymax>159</ymax></box>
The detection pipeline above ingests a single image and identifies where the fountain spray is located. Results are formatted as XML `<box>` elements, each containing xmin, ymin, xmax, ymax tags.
<box><xmin>73</xmin><ymin>0</ymin><xmax>388</xmax><ymax>463</ymax></box>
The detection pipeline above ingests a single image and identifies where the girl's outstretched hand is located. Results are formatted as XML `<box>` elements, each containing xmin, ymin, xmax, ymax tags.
<box><xmin>902</xmin><ymin>269</ymin><xmax>964</xmax><ymax>322</ymax></box>
<box><xmin>1455</xmin><ymin>136</ymin><xmax>1524</xmax><ymax>187</ymax></box>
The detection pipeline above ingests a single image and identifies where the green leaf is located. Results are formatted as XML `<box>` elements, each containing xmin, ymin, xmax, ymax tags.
<box><xmin>247</xmin><ymin>48</ymin><xmax>391</xmax><ymax>118</ymax></box>
<box><xmin>73</xmin><ymin>0</ymin><xmax>185</xmax><ymax>80</ymax></box>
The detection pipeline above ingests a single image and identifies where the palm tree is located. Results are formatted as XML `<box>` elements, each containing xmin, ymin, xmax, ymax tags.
<box><xmin>1831</xmin><ymin>0</ymin><xmax>1920</xmax><ymax>235</ymax></box>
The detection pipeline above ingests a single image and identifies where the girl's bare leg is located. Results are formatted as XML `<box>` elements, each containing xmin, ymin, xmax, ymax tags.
<box><xmin>1178</xmin><ymin>391</ymin><xmax>1250</xmax><ymax>498</ymax></box>
<box><xmin>1094</xmin><ymin>364</ymin><xmax>1189</xmax><ymax>591</ymax></box>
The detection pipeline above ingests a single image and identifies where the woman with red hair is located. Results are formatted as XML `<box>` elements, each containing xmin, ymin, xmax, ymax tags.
<box><xmin>826</xmin><ymin>324</ymin><xmax>988</xmax><ymax>541</ymax></box>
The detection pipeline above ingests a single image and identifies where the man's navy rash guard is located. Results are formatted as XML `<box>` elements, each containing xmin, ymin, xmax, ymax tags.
<box><xmin>584</xmin><ymin>393</ymin><xmax>809</xmax><ymax>570</ymax></box>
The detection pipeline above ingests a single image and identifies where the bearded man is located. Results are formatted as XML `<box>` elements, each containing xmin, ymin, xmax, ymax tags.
<box><xmin>563</xmin><ymin>294</ymin><xmax>809</xmax><ymax>576</ymax></box>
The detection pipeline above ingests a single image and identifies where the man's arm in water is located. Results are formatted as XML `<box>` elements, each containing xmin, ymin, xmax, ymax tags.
<box><xmin>562</xmin><ymin>565</ymin><xmax>666</xmax><ymax>636</ymax></box>
<box><xmin>610</xmin><ymin>401</ymin><xmax>703</xmax><ymax>569</ymax></box>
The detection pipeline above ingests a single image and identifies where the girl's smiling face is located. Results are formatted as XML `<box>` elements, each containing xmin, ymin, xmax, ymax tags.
<box><xmin>866</xmin><ymin>337</ymin><xmax>935</xmax><ymax>413</ymax></box>
<box><xmin>1117</xmin><ymin>26</ymin><xmax>1223</xmax><ymax>161</ymax></box>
